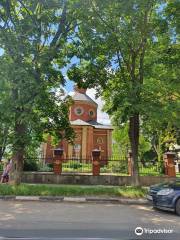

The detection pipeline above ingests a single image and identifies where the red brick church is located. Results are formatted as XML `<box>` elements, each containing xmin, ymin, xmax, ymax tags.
<box><xmin>42</xmin><ymin>86</ymin><xmax>113</xmax><ymax>161</ymax></box>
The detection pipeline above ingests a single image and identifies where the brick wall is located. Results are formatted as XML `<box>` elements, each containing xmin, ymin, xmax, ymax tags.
<box><xmin>70</xmin><ymin>102</ymin><xmax>97</xmax><ymax>122</ymax></box>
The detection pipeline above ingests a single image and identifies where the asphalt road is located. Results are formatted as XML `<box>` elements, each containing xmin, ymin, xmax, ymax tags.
<box><xmin>0</xmin><ymin>201</ymin><xmax>179</xmax><ymax>240</ymax></box>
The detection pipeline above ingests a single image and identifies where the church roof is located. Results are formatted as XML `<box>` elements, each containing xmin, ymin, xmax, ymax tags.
<box><xmin>70</xmin><ymin>119</ymin><xmax>113</xmax><ymax>130</ymax></box>
<box><xmin>71</xmin><ymin>92</ymin><xmax>98</xmax><ymax>106</ymax></box>
<box><xmin>70</xmin><ymin>119</ymin><xmax>91</xmax><ymax>126</ymax></box>
<box><xmin>88</xmin><ymin>120</ymin><xmax>113</xmax><ymax>129</ymax></box>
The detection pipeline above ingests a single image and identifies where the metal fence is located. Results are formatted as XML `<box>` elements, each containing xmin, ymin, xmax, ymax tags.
<box><xmin>62</xmin><ymin>158</ymin><xmax>92</xmax><ymax>173</ymax></box>
<box><xmin>37</xmin><ymin>157</ymin><xmax>180</xmax><ymax>176</ymax></box>
<box><xmin>1</xmin><ymin>157</ymin><xmax>179</xmax><ymax>177</ymax></box>
<box><xmin>35</xmin><ymin>156</ymin><xmax>129</xmax><ymax>175</ymax></box>
<box><xmin>24</xmin><ymin>156</ymin><xmax>129</xmax><ymax>175</ymax></box>
<box><xmin>24</xmin><ymin>157</ymin><xmax>162</xmax><ymax>176</ymax></box>
<box><xmin>138</xmin><ymin>161</ymin><xmax>162</xmax><ymax>176</ymax></box>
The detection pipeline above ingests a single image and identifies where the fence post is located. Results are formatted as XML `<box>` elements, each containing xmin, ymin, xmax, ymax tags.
<box><xmin>92</xmin><ymin>149</ymin><xmax>101</xmax><ymax>176</ymax></box>
<box><xmin>128</xmin><ymin>151</ymin><xmax>132</xmax><ymax>176</ymax></box>
<box><xmin>53</xmin><ymin>148</ymin><xmax>63</xmax><ymax>175</ymax></box>
<box><xmin>163</xmin><ymin>152</ymin><xmax>176</xmax><ymax>177</ymax></box>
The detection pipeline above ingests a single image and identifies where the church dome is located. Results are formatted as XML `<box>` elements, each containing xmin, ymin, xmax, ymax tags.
<box><xmin>71</xmin><ymin>86</ymin><xmax>98</xmax><ymax>106</ymax></box>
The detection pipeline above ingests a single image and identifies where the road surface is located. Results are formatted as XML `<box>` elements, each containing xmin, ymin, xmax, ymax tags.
<box><xmin>0</xmin><ymin>201</ymin><xmax>179</xmax><ymax>240</ymax></box>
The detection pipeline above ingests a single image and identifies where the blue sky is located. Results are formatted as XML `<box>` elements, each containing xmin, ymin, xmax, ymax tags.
<box><xmin>61</xmin><ymin>56</ymin><xmax>78</xmax><ymax>92</ymax></box>
<box><xmin>64</xmin><ymin>79</ymin><xmax>74</xmax><ymax>92</ymax></box>
<box><xmin>0</xmin><ymin>48</ymin><xmax>4</xmax><ymax>56</ymax></box>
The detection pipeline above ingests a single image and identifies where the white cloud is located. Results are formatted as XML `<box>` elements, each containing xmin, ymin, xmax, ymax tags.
<box><xmin>68</xmin><ymin>91</ymin><xmax>74</xmax><ymax>96</ymax></box>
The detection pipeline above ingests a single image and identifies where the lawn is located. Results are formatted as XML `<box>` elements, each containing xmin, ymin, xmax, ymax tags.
<box><xmin>0</xmin><ymin>184</ymin><xmax>148</xmax><ymax>198</ymax></box>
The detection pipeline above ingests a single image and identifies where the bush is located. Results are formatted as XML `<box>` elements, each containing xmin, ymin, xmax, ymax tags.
<box><xmin>0</xmin><ymin>162</ymin><xmax>3</xmax><ymax>171</ymax></box>
<box><xmin>23</xmin><ymin>159</ymin><xmax>38</xmax><ymax>171</ymax></box>
<box><xmin>158</xmin><ymin>161</ymin><xmax>165</xmax><ymax>174</ymax></box>
<box><xmin>111</xmin><ymin>161</ymin><xmax>128</xmax><ymax>173</ymax></box>
<box><xmin>47</xmin><ymin>163</ymin><xmax>53</xmax><ymax>169</ymax></box>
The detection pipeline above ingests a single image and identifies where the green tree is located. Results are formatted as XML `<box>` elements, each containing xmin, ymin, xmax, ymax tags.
<box><xmin>0</xmin><ymin>60</ymin><xmax>13</xmax><ymax>160</ymax></box>
<box><xmin>141</xmin><ymin>0</ymin><xmax>180</xmax><ymax>166</ymax></box>
<box><xmin>0</xmin><ymin>0</ymin><xmax>76</xmax><ymax>184</ymax></box>
<box><xmin>68</xmin><ymin>0</ymin><xmax>158</xmax><ymax>185</ymax></box>
<box><xmin>112</xmin><ymin>125</ymin><xmax>129</xmax><ymax>157</ymax></box>
<box><xmin>68</xmin><ymin>0</ymin><xmax>179</xmax><ymax>185</ymax></box>
<box><xmin>112</xmin><ymin>124</ymin><xmax>151</xmax><ymax>161</ymax></box>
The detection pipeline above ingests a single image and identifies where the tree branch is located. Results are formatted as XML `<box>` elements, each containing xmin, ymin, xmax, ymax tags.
<box><xmin>17</xmin><ymin>0</ymin><xmax>39</xmax><ymax>29</ymax></box>
<box><xmin>50</xmin><ymin>0</ymin><xmax>67</xmax><ymax>47</ymax></box>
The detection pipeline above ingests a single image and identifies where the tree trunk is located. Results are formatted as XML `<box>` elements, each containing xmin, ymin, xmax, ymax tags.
<box><xmin>128</xmin><ymin>113</ymin><xmax>140</xmax><ymax>186</ymax></box>
<box><xmin>9</xmin><ymin>122</ymin><xmax>26</xmax><ymax>185</ymax></box>
<box><xmin>10</xmin><ymin>151</ymin><xmax>24</xmax><ymax>185</ymax></box>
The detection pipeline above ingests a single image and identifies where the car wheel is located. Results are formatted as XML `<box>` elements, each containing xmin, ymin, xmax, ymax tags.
<box><xmin>175</xmin><ymin>198</ymin><xmax>180</xmax><ymax>216</ymax></box>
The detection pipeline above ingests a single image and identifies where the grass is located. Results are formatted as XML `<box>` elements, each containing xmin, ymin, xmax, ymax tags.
<box><xmin>0</xmin><ymin>184</ymin><xmax>148</xmax><ymax>198</ymax></box>
<box><xmin>176</xmin><ymin>173</ymin><xmax>180</xmax><ymax>178</ymax></box>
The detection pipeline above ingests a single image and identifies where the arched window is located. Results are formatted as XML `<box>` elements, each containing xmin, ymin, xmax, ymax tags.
<box><xmin>97</xmin><ymin>137</ymin><xmax>103</xmax><ymax>144</ymax></box>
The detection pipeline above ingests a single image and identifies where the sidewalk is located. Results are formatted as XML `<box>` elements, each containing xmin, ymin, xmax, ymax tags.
<box><xmin>0</xmin><ymin>195</ymin><xmax>150</xmax><ymax>205</ymax></box>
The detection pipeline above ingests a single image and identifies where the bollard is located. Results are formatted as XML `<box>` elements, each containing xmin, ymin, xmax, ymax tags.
<box><xmin>92</xmin><ymin>149</ymin><xmax>101</xmax><ymax>176</ymax></box>
<box><xmin>128</xmin><ymin>151</ymin><xmax>132</xmax><ymax>176</ymax></box>
<box><xmin>53</xmin><ymin>148</ymin><xmax>63</xmax><ymax>175</ymax></box>
<box><xmin>163</xmin><ymin>152</ymin><xmax>176</xmax><ymax>177</ymax></box>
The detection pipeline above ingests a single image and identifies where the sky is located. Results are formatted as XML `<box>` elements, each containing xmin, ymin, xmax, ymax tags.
<box><xmin>65</xmin><ymin>79</ymin><xmax>74</xmax><ymax>92</ymax></box>
<box><xmin>0</xmin><ymin>48</ymin><xmax>4</xmax><ymax>56</ymax></box>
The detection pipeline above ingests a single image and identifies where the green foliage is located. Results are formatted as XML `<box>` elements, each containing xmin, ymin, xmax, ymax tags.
<box><xmin>142</xmin><ymin>149</ymin><xmax>157</xmax><ymax>162</ymax></box>
<box><xmin>67</xmin><ymin>1</ymin><xmax>179</xmax><ymax>182</ymax></box>
<box><xmin>0</xmin><ymin>1</ymin><xmax>77</xmax><ymax>174</ymax></box>
<box><xmin>47</xmin><ymin>163</ymin><xmax>53</xmax><ymax>169</ymax></box>
<box><xmin>0</xmin><ymin>0</ymin><xmax>179</xmax><ymax>184</ymax></box>
<box><xmin>23</xmin><ymin>159</ymin><xmax>38</xmax><ymax>171</ymax></box>
<box><xmin>112</xmin><ymin>125</ymin><xmax>129</xmax><ymax>157</ymax></box>
<box><xmin>112</xmin><ymin>124</ymin><xmax>151</xmax><ymax>160</ymax></box>
<box><xmin>0</xmin><ymin>69</ymin><xmax>13</xmax><ymax>160</ymax></box>
<box><xmin>139</xmin><ymin>135</ymin><xmax>151</xmax><ymax>161</ymax></box>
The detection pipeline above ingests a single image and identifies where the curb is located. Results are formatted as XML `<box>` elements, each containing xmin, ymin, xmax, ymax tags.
<box><xmin>0</xmin><ymin>195</ymin><xmax>150</xmax><ymax>205</ymax></box>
